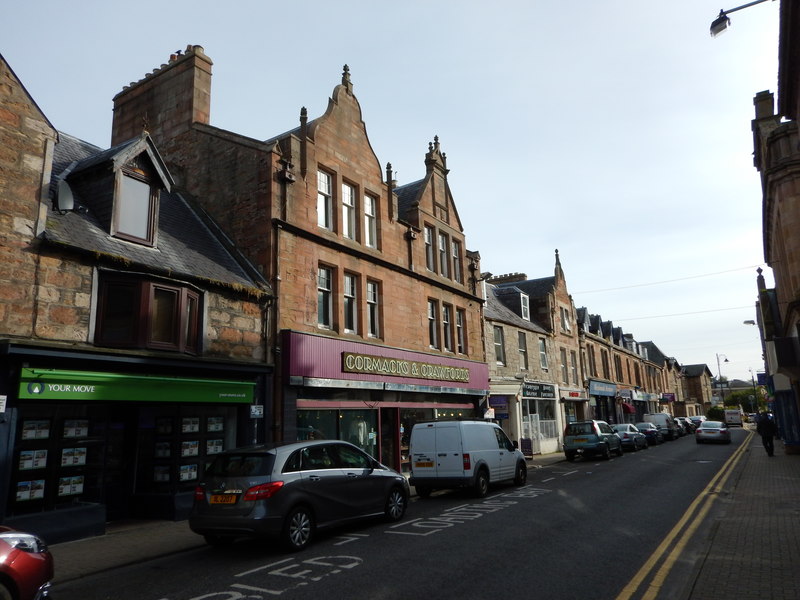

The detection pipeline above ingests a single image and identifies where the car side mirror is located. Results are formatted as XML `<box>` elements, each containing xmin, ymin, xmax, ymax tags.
<box><xmin>513</xmin><ymin>440</ymin><xmax>519</xmax><ymax>449</ymax></box>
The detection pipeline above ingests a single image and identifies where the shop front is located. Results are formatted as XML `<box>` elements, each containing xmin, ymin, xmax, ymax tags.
<box><xmin>588</xmin><ymin>379</ymin><xmax>617</xmax><ymax>423</ymax></box>
<box><xmin>0</xmin><ymin>347</ymin><xmax>269</xmax><ymax>543</ymax></box>
<box><xmin>281</xmin><ymin>331</ymin><xmax>489</xmax><ymax>473</ymax></box>
<box><xmin>560</xmin><ymin>389</ymin><xmax>589</xmax><ymax>426</ymax></box>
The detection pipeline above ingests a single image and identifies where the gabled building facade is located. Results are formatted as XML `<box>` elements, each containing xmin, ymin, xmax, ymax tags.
<box><xmin>109</xmin><ymin>46</ymin><xmax>488</xmax><ymax>473</ymax></box>
<box><xmin>487</xmin><ymin>252</ymin><xmax>588</xmax><ymax>452</ymax></box>
<box><xmin>0</xmin><ymin>54</ymin><xmax>273</xmax><ymax>541</ymax></box>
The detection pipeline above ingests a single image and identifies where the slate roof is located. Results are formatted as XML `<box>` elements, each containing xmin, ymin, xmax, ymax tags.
<box><xmin>44</xmin><ymin>131</ymin><xmax>269</xmax><ymax>294</ymax></box>
<box><xmin>485</xmin><ymin>285</ymin><xmax>548</xmax><ymax>334</ymax></box>
<box><xmin>496</xmin><ymin>276</ymin><xmax>555</xmax><ymax>298</ymax></box>
<box><xmin>682</xmin><ymin>364</ymin><xmax>712</xmax><ymax>377</ymax></box>
<box><xmin>394</xmin><ymin>179</ymin><xmax>424</xmax><ymax>223</ymax></box>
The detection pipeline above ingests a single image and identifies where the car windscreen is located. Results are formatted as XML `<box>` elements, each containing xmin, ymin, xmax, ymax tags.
<box><xmin>206</xmin><ymin>453</ymin><xmax>275</xmax><ymax>477</ymax></box>
<box><xmin>635</xmin><ymin>423</ymin><xmax>651</xmax><ymax>429</ymax></box>
<box><xmin>701</xmin><ymin>421</ymin><xmax>724</xmax><ymax>429</ymax></box>
<box><xmin>565</xmin><ymin>423</ymin><xmax>593</xmax><ymax>435</ymax></box>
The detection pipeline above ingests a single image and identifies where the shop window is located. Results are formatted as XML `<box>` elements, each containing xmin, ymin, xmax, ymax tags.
<box><xmin>95</xmin><ymin>275</ymin><xmax>201</xmax><ymax>354</ymax></box>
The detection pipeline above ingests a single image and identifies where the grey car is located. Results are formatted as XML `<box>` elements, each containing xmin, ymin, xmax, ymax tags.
<box><xmin>190</xmin><ymin>440</ymin><xmax>409</xmax><ymax>551</ymax></box>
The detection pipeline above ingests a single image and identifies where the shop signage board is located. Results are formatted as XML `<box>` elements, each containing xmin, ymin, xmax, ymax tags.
<box><xmin>18</xmin><ymin>369</ymin><xmax>254</xmax><ymax>403</ymax></box>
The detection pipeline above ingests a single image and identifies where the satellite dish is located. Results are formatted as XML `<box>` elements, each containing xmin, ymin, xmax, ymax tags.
<box><xmin>56</xmin><ymin>180</ymin><xmax>74</xmax><ymax>212</ymax></box>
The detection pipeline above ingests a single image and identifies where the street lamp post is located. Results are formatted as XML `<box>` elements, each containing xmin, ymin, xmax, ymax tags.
<box><xmin>716</xmin><ymin>353</ymin><xmax>729</xmax><ymax>406</ymax></box>
<box><xmin>749</xmin><ymin>368</ymin><xmax>758</xmax><ymax>413</ymax></box>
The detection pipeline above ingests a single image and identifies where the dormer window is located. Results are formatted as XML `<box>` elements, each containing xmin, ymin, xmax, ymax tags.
<box><xmin>521</xmin><ymin>294</ymin><xmax>530</xmax><ymax>321</ymax></box>
<box><xmin>114</xmin><ymin>169</ymin><xmax>157</xmax><ymax>246</ymax></box>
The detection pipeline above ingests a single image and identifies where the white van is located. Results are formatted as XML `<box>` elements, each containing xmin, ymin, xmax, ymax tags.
<box><xmin>408</xmin><ymin>420</ymin><xmax>527</xmax><ymax>498</ymax></box>
<box><xmin>724</xmin><ymin>409</ymin><xmax>743</xmax><ymax>427</ymax></box>
<box><xmin>643</xmin><ymin>413</ymin><xmax>679</xmax><ymax>441</ymax></box>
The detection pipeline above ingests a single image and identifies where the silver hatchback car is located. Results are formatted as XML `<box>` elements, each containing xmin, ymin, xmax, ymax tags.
<box><xmin>190</xmin><ymin>440</ymin><xmax>409</xmax><ymax>551</ymax></box>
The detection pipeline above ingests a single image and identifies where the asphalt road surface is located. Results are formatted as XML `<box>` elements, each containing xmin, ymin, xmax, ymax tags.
<box><xmin>53</xmin><ymin>428</ymin><xmax>748</xmax><ymax>600</ymax></box>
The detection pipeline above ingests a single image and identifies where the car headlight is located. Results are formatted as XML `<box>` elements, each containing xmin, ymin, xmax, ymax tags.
<box><xmin>0</xmin><ymin>532</ymin><xmax>48</xmax><ymax>553</ymax></box>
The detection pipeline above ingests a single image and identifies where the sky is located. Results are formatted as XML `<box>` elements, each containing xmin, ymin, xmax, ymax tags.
<box><xmin>3</xmin><ymin>0</ymin><xmax>779</xmax><ymax>384</ymax></box>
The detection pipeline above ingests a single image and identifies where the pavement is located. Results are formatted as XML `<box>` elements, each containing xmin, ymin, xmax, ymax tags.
<box><xmin>48</xmin><ymin>432</ymin><xmax>800</xmax><ymax>599</ymax></box>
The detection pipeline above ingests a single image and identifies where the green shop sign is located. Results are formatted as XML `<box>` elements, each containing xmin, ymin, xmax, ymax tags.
<box><xmin>18</xmin><ymin>369</ymin><xmax>254</xmax><ymax>404</ymax></box>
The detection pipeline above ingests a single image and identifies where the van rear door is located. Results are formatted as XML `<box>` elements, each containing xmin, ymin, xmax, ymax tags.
<box><xmin>432</xmin><ymin>422</ymin><xmax>465</xmax><ymax>478</ymax></box>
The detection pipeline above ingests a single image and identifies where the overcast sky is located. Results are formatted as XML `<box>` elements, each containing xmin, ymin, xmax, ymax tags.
<box><xmin>4</xmin><ymin>0</ymin><xmax>779</xmax><ymax>383</ymax></box>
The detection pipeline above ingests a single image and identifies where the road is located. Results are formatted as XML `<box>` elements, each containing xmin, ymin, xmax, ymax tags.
<box><xmin>53</xmin><ymin>428</ymin><xmax>749</xmax><ymax>600</ymax></box>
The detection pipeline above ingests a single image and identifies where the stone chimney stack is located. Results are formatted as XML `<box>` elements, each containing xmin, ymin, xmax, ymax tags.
<box><xmin>111</xmin><ymin>44</ymin><xmax>212</xmax><ymax>146</ymax></box>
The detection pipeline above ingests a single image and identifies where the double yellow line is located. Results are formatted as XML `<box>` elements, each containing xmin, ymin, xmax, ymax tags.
<box><xmin>616</xmin><ymin>430</ymin><xmax>753</xmax><ymax>600</ymax></box>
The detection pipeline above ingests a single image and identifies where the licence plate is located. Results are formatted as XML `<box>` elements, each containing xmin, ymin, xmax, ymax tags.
<box><xmin>210</xmin><ymin>494</ymin><xmax>238</xmax><ymax>505</ymax></box>
<box><xmin>414</xmin><ymin>461</ymin><xmax>434</xmax><ymax>468</ymax></box>
<box><xmin>574</xmin><ymin>438</ymin><xmax>588</xmax><ymax>443</ymax></box>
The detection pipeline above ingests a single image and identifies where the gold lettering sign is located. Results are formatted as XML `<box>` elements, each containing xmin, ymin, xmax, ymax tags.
<box><xmin>342</xmin><ymin>352</ymin><xmax>470</xmax><ymax>383</ymax></box>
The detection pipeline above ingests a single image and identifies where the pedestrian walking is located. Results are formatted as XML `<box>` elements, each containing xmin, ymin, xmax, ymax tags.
<box><xmin>756</xmin><ymin>410</ymin><xmax>778</xmax><ymax>456</ymax></box>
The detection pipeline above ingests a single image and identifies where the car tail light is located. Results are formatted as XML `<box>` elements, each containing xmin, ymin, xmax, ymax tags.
<box><xmin>243</xmin><ymin>481</ymin><xmax>284</xmax><ymax>501</ymax></box>
<box><xmin>194</xmin><ymin>485</ymin><xmax>205</xmax><ymax>501</ymax></box>
<box><xmin>623</xmin><ymin>433</ymin><xmax>630</xmax><ymax>439</ymax></box>
<box><xmin>463</xmin><ymin>453</ymin><xmax>471</xmax><ymax>470</ymax></box>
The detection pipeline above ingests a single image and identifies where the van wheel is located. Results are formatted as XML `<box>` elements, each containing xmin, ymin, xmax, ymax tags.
<box><xmin>385</xmin><ymin>487</ymin><xmax>407</xmax><ymax>522</ymax></box>
<box><xmin>282</xmin><ymin>506</ymin><xmax>314</xmax><ymax>551</ymax></box>
<box><xmin>474</xmin><ymin>469</ymin><xmax>489</xmax><ymax>498</ymax></box>
<box><xmin>415</xmin><ymin>485</ymin><xmax>432</xmax><ymax>498</ymax></box>
<box><xmin>513</xmin><ymin>462</ymin><xmax>527</xmax><ymax>486</ymax></box>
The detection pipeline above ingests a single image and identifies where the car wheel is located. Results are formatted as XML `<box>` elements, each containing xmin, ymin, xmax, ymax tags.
<box><xmin>415</xmin><ymin>485</ymin><xmax>432</xmax><ymax>498</ymax></box>
<box><xmin>565</xmin><ymin>452</ymin><xmax>576</xmax><ymax>462</ymax></box>
<box><xmin>385</xmin><ymin>487</ymin><xmax>407</xmax><ymax>522</ymax></box>
<box><xmin>602</xmin><ymin>443</ymin><xmax>611</xmax><ymax>460</ymax></box>
<box><xmin>474</xmin><ymin>469</ymin><xmax>489</xmax><ymax>498</ymax></box>
<box><xmin>204</xmin><ymin>534</ymin><xmax>235</xmax><ymax>547</ymax></box>
<box><xmin>514</xmin><ymin>461</ymin><xmax>527</xmax><ymax>486</ymax></box>
<box><xmin>616</xmin><ymin>443</ymin><xmax>624</xmax><ymax>457</ymax></box>
<box><xmin>282</xmin><ymin>505</ymin><xmax>314</xmax><ymax>551</ymax></box>
<box><xmin>0</xmin><ymin>583</ymin><xmax>11</xmax><ymax>600</ymax></box>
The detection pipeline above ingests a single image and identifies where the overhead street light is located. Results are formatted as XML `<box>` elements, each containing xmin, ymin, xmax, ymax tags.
<box><xmin>716</xmin><ymin>353</ymin><xmax>730</xmax><ymax>405</ymax></box>
<box><xmin>710</xmin><ymin>0</ymin><xmax>775</xmax><ymax>37</ymax></box>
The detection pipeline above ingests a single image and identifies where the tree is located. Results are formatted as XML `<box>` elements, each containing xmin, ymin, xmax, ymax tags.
<box><xmin>707</xmin><ymin>406</ymin><xmax>725</xmax><ymax>421</ymax></box>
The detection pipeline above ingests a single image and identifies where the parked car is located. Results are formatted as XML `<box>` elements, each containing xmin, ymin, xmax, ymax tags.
<box><xmin>0</xmin><ymin>527</ymin><xmax>53</xmax><ymax>600</ymax></box>
<box><xmin>409</xmin><ymin>419</ymin><xmax>527</xmax><ymax>498</ymax></box>
<box><xmin>643</xmin><ymin>413</ymin><xmax>679</xmax><ymax>441</ymax></box>
<box><xmin>190</xmin><ymin>440</ymin><xmax>409</xmax><ymax>551</ymax></box>
<box><xmin>688</xmin><ymin>415</ymin><xmax>707</xmax><ymax>428</ymax></box>
<box><xmin>676</xmin><ymin>417</ymin><xmax>697</xmax><ymax>433</ymax></box>
<box><xmin>695</xmin><ymin>420</ymin><xmax>732</xmax><ymax>444</ymax></box>
<box><xmin>635</xmin><ymin>422</ymin><xmax>664</xmax><ymax>445</ymax></box>
<box><xmin>674</xmin><ymin>419</ymin><xmax>687</xmax><ymax>436</ymax></box>
<box><xmin>563</xmin><ymin>420</ymin><xmax>624</xmax><ymax>461</ymax></box>
<box><xmin>612</xmin><ymin>423</ymin><xmax>648</xmax><ymax>451</ymax></box>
